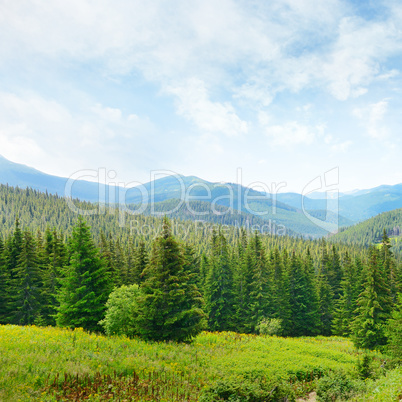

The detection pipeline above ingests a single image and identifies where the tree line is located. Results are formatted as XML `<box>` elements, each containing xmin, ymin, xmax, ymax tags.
<box><xmin>1</xmin><ymin>212</ymin><xmax>401</xmax><ymax>352</ymax></box>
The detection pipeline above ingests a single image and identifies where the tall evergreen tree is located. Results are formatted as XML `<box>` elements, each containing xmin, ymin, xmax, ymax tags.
<box><xmin>332</xmin><ymin>253</ymin><xmax>360</xmax><ymax>336</ymax></box>
<box><xmin>56</xmin><ymin>218</ymin><xmax>111</xmax><ymax>332</ymax></box>
<box><xmin>288</xmin><ymin>252</ymin><xmax>319</xmax><ymax>336</ymax></box>
<box><xmin>42</xmin><ymin>229</ymin><xmax>66</xmax><ymax>325</ymax></box>
<box><xmin>133</xmin><ymin>241</ymin><xmax>148</xmax><ymax>284</ymax></box>
<box><xmin>205</xmin><ymin>230</ymin><xmax>235</xmax><ymax>331</ymax></box>
<box><xmin>0</xmin><ymin>238</ymin><xmax>10</xmax><ymax>324</ymax></box>
<box><xmin>352</xmin><ymin>247</ymin><xmax>393</xmax><ymax>350</ymax></box>
<box><xmin>271</xmin><ymin>248</ymin><xmax>292</xmax><ymax>335</ymax></box>
<box><xmin>248</xmin><ymin>232</ymin><xmax>271</xmax><ymax>331</ymax></box>
<box><xmin>12</xmin><ymin>230</ymin><xmax>42</xmax><ymax>325</ymax></box>
<box><xmin>138</xmin><ymin>218</ymin><xmax>206</xmax><ymax>342</ymax></box>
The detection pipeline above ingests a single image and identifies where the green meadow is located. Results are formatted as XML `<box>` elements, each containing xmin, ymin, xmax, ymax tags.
<box><xmin>0</xmin><ymin>324</ymin><xmax>395</xmax><ymax>401</ymax></box>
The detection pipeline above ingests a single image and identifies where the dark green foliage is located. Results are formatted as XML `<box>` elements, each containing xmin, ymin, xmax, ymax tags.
<box><xmin>199</xmin><ymin>378</ymin><xmax>295</xmax><ymax>402</ymax></box>
<box><xmin>270</xmin><ymin>248</ymin><xmax>292</xmax><ymax>335</ymax></box>
<box><xmin>11</xmin><ymin>230</ymin><xmax>42</xmax><ymax>325</ymax></box>
<box><xmin>205</xmin><ymin>230</ymin><xmax>235</xmax><ymax>331</ymax></box>
<box><xmin>0</xmin><ymin>238</ymin><xmax>9</xmax><ymax>323</ymax></box>
<box><xmin>138</xmin><ymin>218</ymin><xmax>206</xmax><ymax>342</ymax></box>
<box><xmin>41</xmin><ymin>228</ymin><xmax>66</xmax><ymax>325</ymax></box>
<box><xmin>56</xmin><ymin>218</ymin><xmax>110</xmax><ymax>332</ymax></box>
<box><xmin>132</xmin><ymin>241</ymin><xmax>148</xmax><ymax>284</ymax></box>
<box><xmin>357</xmin><ymin>354</ymin><xmax>373</xmax><ymax>379</ymax></box>
<box><xmin>316</xmin><ymin>371</ymin><xmax>362</xmax><ymax>402</ymax></box>
<box><xmin>386</xmin><ymin>293</ymin><xmax>402</xmax><ymax>359</ymax></box>
<box><xmin>316</xmin><ymin>266</ymin><xmax>334</xmax><ymax>336</ymax></box>
<box><xmin>288</xmin><ymin>252</ymin><xmax>319</xmax><ymax>336</ymax></box>
<box><xmin>332</xmin><ymin>253</ymin><xmax>361</xmax><ymax>336</ymax></box>
<box><xmin>0</xmin><ymin>184</ymin><xmax>401</xmax><ymax>342</ymax></box>
<box><xmin>332</xmin><ymin>208</ymin><xmax>402</xmax><ymax>257</ymax></box>
<box><xmin>352</xmin><ymin>247</ymin><xmax>393</xmax><ymax>350</ymax></box>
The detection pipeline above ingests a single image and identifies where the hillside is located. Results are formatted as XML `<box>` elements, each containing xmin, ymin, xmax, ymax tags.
<box><xmin>0</xmin><ymin>184</ymin><xmax>370</xmax><ymax>265</ymax></box>
<box><xmin>331</xmin><ymin>208</ymin><xmax>402</xmax><ymax>256</ymax></box>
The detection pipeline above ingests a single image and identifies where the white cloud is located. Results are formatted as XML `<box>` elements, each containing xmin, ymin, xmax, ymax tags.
<box><xmin>262</xmin><ymin>120</ymin><xmax>317</xmax><ymax>146</ymax></box>
<box><xmin>0</xmin><ymin>91</ymin><xmax>155</xmax><ymax>180</ymax></box>
<box><xmin>331</xmin><ymin>140</ymin><xmax>353</xmax><ymax>152</ymax></box>
<box><xmin>353</xmin><ymin>100</ymin><xmax>389</xmax><ymax>139</ymax></box>
<box><xmin>2</xmin><ymin>0</ymin><xmax>401</xmax><ymax>108</ymax></box>
<box><xmin>166</xmin><ymin>78</ymin><xmax>248</xmax><ymax>137</ymax></box>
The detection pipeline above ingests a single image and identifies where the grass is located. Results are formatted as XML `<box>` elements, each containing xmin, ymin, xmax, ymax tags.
<box><xmin>352</xmin><ymin>367</ymin><xmax>402</xmax><ymax>401</ymax></box>
<box><xmin>0</xmin><ymin>325</ymin><xmax>387</xmax><ymax>401</ymax></box>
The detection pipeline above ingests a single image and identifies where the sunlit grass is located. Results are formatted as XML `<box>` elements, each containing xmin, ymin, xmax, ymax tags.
<box><xmin>0</xmin><ymin>325</ymin><xmax>383</xmax><ymax>401</ymax></box>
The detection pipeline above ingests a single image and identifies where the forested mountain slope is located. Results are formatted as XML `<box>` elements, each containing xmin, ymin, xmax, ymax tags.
<box><xmin>0</xmin><ymin>184</ymin><xmax>365</xmax><ymax>262</ymax></box>
<box><xmin>3</xmin><ymin>155</ymin><xmax>402</xmax><ymax>237</ymax></box>
<box><xmin>331</xmin><ymin>208</ymin><xmax>402</xmax><ymax>257</ymax></box>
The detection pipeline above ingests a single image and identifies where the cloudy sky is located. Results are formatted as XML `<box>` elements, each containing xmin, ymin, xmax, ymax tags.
<box><xmin>0</xmin><ymin>0</ymin><xmax>401</xmax><ymax>192</ymax></box>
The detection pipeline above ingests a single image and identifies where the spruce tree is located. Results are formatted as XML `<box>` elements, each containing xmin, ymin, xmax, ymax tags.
<box><xmin>271</xmin><ymin>248</ymin><xmax>292</xmax><ymax>336</ymax></box>
<box><xmin>352</xmin><ymin>247</ymin><xmax>393</xmax><ymax>350</ymax></box>
<box><xmin>386</xmin><ymin>293</ymin><xmax>402</xmax><ymax>359</ymax></box>
<box><xmin>133</xmin><ymin>241</ymin><xmax>148</xmax><ymax>284</ymax></box>
<box><xmin>288</xmin><ymin>252</ymin><xmax>319</xmax><ymax>336</ymax></box>
<box><xmin>42</xmin><ymin>229</ymin><xmax>65</xmax><ymax>325</ymax></box>
<box><xmin>316</xmin><ymin>265</ymin><xmax>334</xmax><ymax>335</ymax></box>
<box><xmin>0</xmin><ymin>238</ymin><xmax>10</xmax><ymax>324</ymax></box>
<box><xmin>138</xmin><ymin>218</ymin><xmax>206</xmax><ymax>342</ymax></box>
<box><xmin>12</xmin><ymin>230</ymin><xmax>42</xmax><ymax>325</ymax></box>
<box><xmin>248</xmin><ymin>232</ymin><xmax>271</xmax><ymax>332</ymax></box>
<box><xmin>56</xmin><ymin>218</ymin><xmax>110</xmax><ymax>332</ymax></box>
<box><xmin>332</xmin><ymin>253</ymin><xmax>360</xmax><ymax>336</ymax></box>
<box><xmin>205</xmin><ymin>230</ymin><xmax>235</xmax><ymax>331</ymax></box>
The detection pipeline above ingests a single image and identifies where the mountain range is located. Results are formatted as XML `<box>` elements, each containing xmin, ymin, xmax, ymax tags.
<box><xmin>1</xmin><ymin>154</ymin><xmax>401</xmax><ymax>238</ymax></box>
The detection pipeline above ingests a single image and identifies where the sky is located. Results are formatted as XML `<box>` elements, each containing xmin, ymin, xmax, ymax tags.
<box><xmin>0</xmin><ymin>0</ymin><xmax>401</xmax><ymax>193</ymax></box>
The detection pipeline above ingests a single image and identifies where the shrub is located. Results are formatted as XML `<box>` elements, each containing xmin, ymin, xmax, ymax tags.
<box><xmin>99</xmin><ymin>284</ymin><xmax>142</xmax><ymax>337</ymax></box>
<box><xmin>256</xmin><ymin>318</ymin><xmax>283</xmax><ymax>336</ymax></box>
<box><xmin>316</xmin><ymin>371</ymin><xmax>365</xmax><ymax>402</ymax></box>
<box><xmin>199</xmin><ymin>378</ymin><xmax>295</xmax><ymax>402</ymax></box>
<box><xmin>357</xmin><ymin>354</ymin><xmax>373</xmax><ymax>380</ymax></box>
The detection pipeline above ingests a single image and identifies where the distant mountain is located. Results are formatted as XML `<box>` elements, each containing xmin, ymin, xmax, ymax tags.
<box><xmin>330</xmin><ymin>208</ymin><xmax>402</xmax><ymax>257</ymax></box>
<box><xmin>0</xmin><ymin>155</ymin><xmax>106</xmax><ymax>202</ymax></box>
<box><xmin>276</xmin><ymin>184</ymin><xmax>402</xmax><ymax>222</ymax></box>
<box><xmin>1</xmin><ymin>154</ymin><xmax>401</xmax><ymax>237</ymax></box>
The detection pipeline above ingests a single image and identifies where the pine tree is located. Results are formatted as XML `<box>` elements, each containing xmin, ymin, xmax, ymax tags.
<box><xmin>379</xmin><ymin>229</ymin><xmax>399</xmax><ymax>302</ymax></box>
<box><xmin>332</xmin><ymin>253</ymin><xmax>360</xmax><ymax>336</ymax></box>
<box><xmin>316</xmin><ymin>265</ymin><xmax>334</xmax><ymax>336</ymax></box>
<box><xmin>235</xmin><ymin>245</ymin><xmax>254</xmax><ymax>333</ymax></box>
<box><xmin>248</xmin><ymin>232</ymin><xmax>271</xmax><ymax>332</ymax></box>
<box><xmin>288</xmin><ymin>252</ymin><xmax>319</xmax><ymax>336</ymax></box>
<box><xmin>352</xmin><ymin>247</ymin><xmax>393</xmax><ymax>350</ymax></box>
<box><xmin>56</xmin><ymin>218</ymin><xmax>111</xmax><ymax>332</ymax></box>
<box><xmin>271</xmin><ymin>248</ymin><xmax>292</xmax><ymax>336</ymax></box>
<box><xmin>12</xmin><ymin>230</ymin><xmax>42</xmax><ymax>325</ymax></box>
<box><xmin>0</xmin><ymin>238</ymin><xmax>10</xmax><ymax>324</ymax></box>
<box><xmin>138</xmin><ymin>218</ymin><xmax>206</xmax><ymax>342</ymax></box>
<box><xmin>386</xmin><ymin>293</ymin><xmax>402</xmax><ymax>358</ymax></box>
<box><xmin>42</xmin><ymin>229</ymin><xmax>66</xmax><ymax>325</ymax></box>
<box><xmin>205</xmin><ymin>230</ymin><xmax>235</xmax><ymax>331</ymax></box>
<box><xmin>133</xmin><ymin>241</ymin><xmax>148</xmax><ymax>284</ymax></box>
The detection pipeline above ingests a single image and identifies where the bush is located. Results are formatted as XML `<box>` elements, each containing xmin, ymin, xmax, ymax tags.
<box><xmin>357</xmin><ymin>354</ymin><xmax>373</xmax><ymax>380</ymax></box>
<box><xmin>99</xmin><ymin>284</ymin><xmax>142</xmax><ymax>337</ymax></box>
<box><xmin>316</xmin><ymin>371</ymin><xmax>365</xmax><ymax>402</ymax></box>
<box><xmin>199</xmin><ymin>378</ymin><xmax>295</xmax><ymax>402</ymax></box>
<box><xmin>256</xmin><ymin>318</ymin><xmax>283</xmax><ymax>336</ymax></box>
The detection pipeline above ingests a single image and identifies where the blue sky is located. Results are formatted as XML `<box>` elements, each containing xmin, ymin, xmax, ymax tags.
<box><xmin>0</xmin><ymin>0</ymin><xmax>401</xmax><ymax>192</ymax></box>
